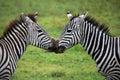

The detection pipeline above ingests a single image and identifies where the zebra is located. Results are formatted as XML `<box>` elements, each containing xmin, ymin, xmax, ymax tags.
<box><xmin>55</xmin><ymin>11</ymin><xmax>120</xmax><ymax>80</ymax></box>
<box><xmin>0</xmin><ymin>13</ymin><xmax>55</xmax><ymax>80</ymax></box>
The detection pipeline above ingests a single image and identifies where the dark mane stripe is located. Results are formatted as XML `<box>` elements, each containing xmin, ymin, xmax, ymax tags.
<box><xmin>84</xmin><ymin>16</ymin><xmax>110</xmax><ymax>35</ymax></box>
<box><xmin>3</xmin><ymin>18</ymin><xmax>22</xmax><ymax>37</ymax></box>
<box><xmin>1</xmin><ymin>13</ymin><xmax>37</xmax><ymax>38</ymax></box>
<box><xmin>71</xmin><ymin>14</ymin><xmax>110</xmax><ymax>35</ymax></box>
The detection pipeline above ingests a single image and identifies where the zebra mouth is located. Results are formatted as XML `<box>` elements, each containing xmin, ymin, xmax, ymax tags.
<box><xmin>47</xmin><ymin>39</ymin><xmax>66</xmax><ymax>53</ymax></box>
<box><xmin>48</xmin><ymin>46</ymin><xmax>66</xmax><ymax>53</ymax></box>
<box><xmin>55</xmin><ymin>46</ymin><xmax>66</xmax><ymax>53</ymax></box>
<box><xmin>48</xmin><ymin>38</ymin><xmax>58</xmax><ymax>52</ymax></box>
<box><xmin>48</xmin><ymin>46</ymin><xmax>57</xmax><ymax>52</ymax></box>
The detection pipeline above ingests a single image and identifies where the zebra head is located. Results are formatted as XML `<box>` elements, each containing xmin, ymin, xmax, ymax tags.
<box><xmin>55</xmin><ymin>11</ymin><xmax>88</xmax><ymax>53</ymax></box>
<box><xmin>20</xmin><ymin>13</ymin><xmax>56</xmax><ymax>51</ymax></box>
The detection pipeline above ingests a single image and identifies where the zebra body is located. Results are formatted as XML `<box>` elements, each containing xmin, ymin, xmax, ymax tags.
<box><xmin>0</xmin><ymin>13</ymin><xmax>54</xmax><ymax>79</ymax></box>
<box><xmin>82</xmin><ymin>25</ymin><xmax>120</xmax><ymax>79</ymax></box>
<box><xmin>55</xmin><ymin>12</ymin><xmax>120</xmax><ymax>80</ymax></box>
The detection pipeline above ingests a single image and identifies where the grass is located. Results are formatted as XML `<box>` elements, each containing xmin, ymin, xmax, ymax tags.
<box><xmin>0</xmin><ymin>0</ymin><xmax>120</xmax><ymax>80</ymax></box>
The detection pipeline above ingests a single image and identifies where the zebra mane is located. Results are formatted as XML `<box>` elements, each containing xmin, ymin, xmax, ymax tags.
<box><xmin>3</xmin><ymin>19</ymin><xmax>21</xmax><ymax>37</ymax></box>
<box><xmin>71</xmin><ymin>14</ymin><xmax>110</xmax><ymax>35</ymax></box>
<box><xmin>84</xmin><ymin>16</ymin><xmax>110</xmax><ymax>35</ymax></box>
<box><xmin>1</xmin><ymin>13</ymin><xmax>37</xmax><ymax>38</ymax></box>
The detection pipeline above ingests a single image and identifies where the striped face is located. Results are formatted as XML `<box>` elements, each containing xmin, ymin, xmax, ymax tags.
<box><xmin>55</xmin><ymin>12</ymin><xmax>88</xmax><ymax>53</ymax></box>
<box><xmin>21</xmin><ymin>14</ymin><xmax>55</xmax><ymax>50</ymax></box>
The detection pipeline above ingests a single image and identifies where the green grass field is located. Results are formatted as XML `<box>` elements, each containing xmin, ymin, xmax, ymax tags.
<box><xmin>0</xmin><ymin>0</ymin><xmax>120</xmax><ymax>80</ymax></box>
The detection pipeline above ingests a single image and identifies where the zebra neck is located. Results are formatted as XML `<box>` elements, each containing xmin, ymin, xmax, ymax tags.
<box><xmin>3</xmin><ymin>28</ymin><xmax>28</xmax><ymax>61</ymax></box>
<box><xmin>82</xmin><ymin>27</ymin><xmax>110</xmax><ymax>59</ymax></box>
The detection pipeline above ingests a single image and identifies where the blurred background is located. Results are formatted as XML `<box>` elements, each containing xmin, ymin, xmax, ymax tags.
<box><xmin>0</xmin><ymin>0</ymin><xmax>120</xmax><ymax>80</ymax></box>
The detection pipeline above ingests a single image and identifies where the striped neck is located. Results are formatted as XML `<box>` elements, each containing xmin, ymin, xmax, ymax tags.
<box><xmin>2</xmin><ymin>22</ymin><xmax>28</xmax><ymax>61</ymax></box>
<box><xmin>82</xmin><ymin>21</ymin><xmax>110</xmax><ymax>59</ymax></box>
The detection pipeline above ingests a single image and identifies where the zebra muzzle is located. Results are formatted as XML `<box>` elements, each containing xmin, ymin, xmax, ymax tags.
<box><xmin>48</xmin><ymin>39</ymin><xmax>66</xmax><ymax>53</ymax></box>
<box><xmin>47</xmin><ymin>38</ymin><xmax>58</xmax><ymax>52</ymax></box>
<box><xmin>48</xmin><ymin>38</ymin><xmax>66</xmax><ymax>54</ymax></box>
<box><xmin>54</xmin><ymin>46</ymin><xmax>66</xmax><ymax>53</ymax></box>
<box><xmin>54</xmin><ymin>40</ymin><xmax>66</xmax><ymax>53</ymax></box>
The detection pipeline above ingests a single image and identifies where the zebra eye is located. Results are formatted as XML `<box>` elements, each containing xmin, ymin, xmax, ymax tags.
<box><xmin>38</xmin><ymin>30</ymin><xmax>42</xmax><ymax>32</ymax></box>
<box><xmin>67</xmin><ymin>29</ymin><xmax>72</xmax><ymax>33</ymax></box>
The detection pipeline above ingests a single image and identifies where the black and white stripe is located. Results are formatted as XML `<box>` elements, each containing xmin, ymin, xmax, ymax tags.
<box><xmin>56</xmin><ymin>12</ymin><xmax>120</xmax><ymax>80</ymax></box>
<box><xmin>0</xmin><ymin>13</ymin><xmax>54</xmax><ymax>80</ymax></box>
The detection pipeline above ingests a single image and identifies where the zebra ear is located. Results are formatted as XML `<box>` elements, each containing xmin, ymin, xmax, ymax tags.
<box><xmin>35</xmin><ymin>12</ymin><xmax>38</xmax><ymax>19</ymax></box>
<box><xmin>20</xmin><ymin>13</ymin><xmax>27</xmax><ymax>22</ymax></box>
<box><xmin>79</xmin><ymin>12</ymin><xmax>88</xmax><ymax>18</ymax></box>
<box><xmin>67</xmin><ymin>11</ymin><xmax>73</xmax><ymax>20</ymax></box>
<box><xmin>20</xmin><ymin>13</ymin><xmax>32</xmax><ymax>23</ymax></box>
